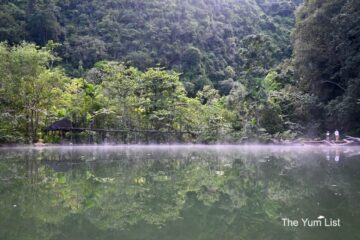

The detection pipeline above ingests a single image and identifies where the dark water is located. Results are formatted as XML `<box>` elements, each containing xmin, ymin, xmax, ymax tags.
<box><xmin>1</xmin><ymin>145</ymin><xmax>360</xmax><ymax>240</ymax></box>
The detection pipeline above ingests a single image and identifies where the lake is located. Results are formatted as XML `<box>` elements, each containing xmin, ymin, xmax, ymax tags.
<box><xmin>1</xmin><ymin>145</ymin><xmax>360</xmax><ymax>240</ymax></box>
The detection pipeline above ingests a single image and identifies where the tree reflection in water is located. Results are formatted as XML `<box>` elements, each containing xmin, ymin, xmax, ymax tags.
<box><xmin>0</xmin><ymin>146</ymin><xmax>360</xmax><ymax>240</ymax></box>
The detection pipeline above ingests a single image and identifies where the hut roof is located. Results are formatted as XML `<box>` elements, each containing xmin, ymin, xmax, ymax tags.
<box><xmin>45</xmin><ymin>118</ymin><xmax>73</xmax><ymax>131</ymax></box>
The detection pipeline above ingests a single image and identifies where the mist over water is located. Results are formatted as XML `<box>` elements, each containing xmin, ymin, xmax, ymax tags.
<box><xmin>1</xmin><ymin>145</ymin><xmax>360</xmax><ymax>240</ymax></box>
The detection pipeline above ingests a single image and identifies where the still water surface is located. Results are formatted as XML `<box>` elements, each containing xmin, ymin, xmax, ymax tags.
<box><xmin>1</xmin><ymin>145</ymin><xmax>360</xmax><ymax>240</ymax></box>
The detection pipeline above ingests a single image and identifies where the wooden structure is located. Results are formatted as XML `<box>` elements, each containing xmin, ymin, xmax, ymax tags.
<box><xmin>44</xmin><ymin>118</ymin><xmax>196</xmax><ymax>143</ymax></box>
<box><xmin>45</xmin><ymin>118</ymin><xmax>74</xmax><ymax>132</ymax></box>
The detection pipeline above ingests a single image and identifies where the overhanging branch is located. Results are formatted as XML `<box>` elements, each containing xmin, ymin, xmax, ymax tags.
<box><xmin>320</xmin><ymin>81</ymin><xmax>346</xmax><ymax>91</ymax></box>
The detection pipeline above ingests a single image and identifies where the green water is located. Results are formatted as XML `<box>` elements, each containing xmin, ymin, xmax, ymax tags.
<box><xmin>1</xmin><ymin>145</ymin><xmax>360</xmax><ymax>240</ymax></box>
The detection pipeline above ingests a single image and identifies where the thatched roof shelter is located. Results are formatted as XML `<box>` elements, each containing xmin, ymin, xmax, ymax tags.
<box><xmin>45</xmin><ymin>118</ymin><xmax>73</xmax><ymax>131</ymax></box>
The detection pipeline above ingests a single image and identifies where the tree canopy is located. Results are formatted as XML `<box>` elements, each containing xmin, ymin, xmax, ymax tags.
<box><xmin>1</xmin><ymin>0</ymin><xmax>360</xmax><ymax>143</ymax></box>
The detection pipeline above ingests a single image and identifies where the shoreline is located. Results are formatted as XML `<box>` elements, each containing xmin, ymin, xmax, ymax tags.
<box><xmin>4</xmin><ymin>136</ymin><xmax>360</xmax><ymax>148</ymax></box>
<box><xmin>1</xmin><ymin>142</ymin><xmax>360</xmax><ymax>149</ymax></box>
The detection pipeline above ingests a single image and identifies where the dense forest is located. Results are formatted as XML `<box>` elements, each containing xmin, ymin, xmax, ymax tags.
<box><xmin>0</xmin><ymin>0</ymin><xmax>359</xmax><ymax>144</ymax></box>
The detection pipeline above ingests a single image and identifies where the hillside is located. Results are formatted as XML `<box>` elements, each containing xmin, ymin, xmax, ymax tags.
<box><xmin>0</xmin><ymin>0</ymin><xmax>301</xmax><ymax>95</ymax></box>
<box><xmin>294</xmin><ymin>0</ymin><xmax>360</xmax><ymax>135</ymax></box>
<box><xmin>2</xmin><ymin>0</ymin><xmax>360</xmax><ymax>144</ymax></box>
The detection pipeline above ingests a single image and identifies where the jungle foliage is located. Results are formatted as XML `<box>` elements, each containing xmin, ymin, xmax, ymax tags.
<box><xmin>0</xmin><ymin>0</ymin><xmax>360</xmax><ymax>143</ymax></box>
<box><xmin>0</xmin><ymin>0</ymin><xmax>301</xmax><ymax>94</ymax></box>
<box><xmin>0</xmin><ymin>43</ymin><xmax>233</xmax><ymax>143</ymax></box>
<box><xmin>294</xmin><ymin>0</ymin><xmax>360</xmax><ymax>135</ymax></box>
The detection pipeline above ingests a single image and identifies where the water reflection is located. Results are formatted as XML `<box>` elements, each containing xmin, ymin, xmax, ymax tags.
<box><xmin>0</xmin><ymin>146</ymin><xmax>360</xmax><ymax>240</ymax></box>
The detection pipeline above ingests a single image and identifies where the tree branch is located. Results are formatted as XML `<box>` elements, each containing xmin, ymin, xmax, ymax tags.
<box><xmin>320</xmin><ymin>81</ymin><xmax>346</xmax><ymax>91</ymax></box>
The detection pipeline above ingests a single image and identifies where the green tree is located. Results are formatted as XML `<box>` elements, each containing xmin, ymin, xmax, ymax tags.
<box><xmin>294</xmin><ymin>0</ymin><xmax>360</xmax><ymax>135</ymax></box>
<box><xmin>0</xmin><ymin>42</ymin><xmax>69</xmax><ymax>143</ymax></box>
